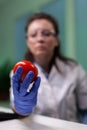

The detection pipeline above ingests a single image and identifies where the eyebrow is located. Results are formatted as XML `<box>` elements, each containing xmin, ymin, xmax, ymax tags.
<box><xmin>29</xmin><ymin>28</ymin><xmax>55</xmax><ymax>32</ymax></box>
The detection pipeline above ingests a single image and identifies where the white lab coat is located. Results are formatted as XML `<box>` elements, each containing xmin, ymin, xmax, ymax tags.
<box><xmin>10</xmin><ymin>58</ymin><xmax>87</xmax><ymax>122</ymax></box>
<box><xmin>34</xmin><ymin>58</ymin><xmax>87</xmax><ymax>122</ymax></box>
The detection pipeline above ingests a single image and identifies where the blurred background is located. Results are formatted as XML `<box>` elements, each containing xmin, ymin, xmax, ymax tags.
<box><xmin>0</xmin><ymin>0</ymin><xmax>87</xmax><ymax>107</ymax></box>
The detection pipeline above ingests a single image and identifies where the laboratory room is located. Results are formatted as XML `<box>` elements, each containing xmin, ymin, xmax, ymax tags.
<box><xmin>0</xmin><ymin>0</ymin><xmax>87</xmax><ymax>130</ymax></box>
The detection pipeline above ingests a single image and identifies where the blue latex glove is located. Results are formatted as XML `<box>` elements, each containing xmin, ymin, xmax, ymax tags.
<box><xmin>11</xmin><ymin>66</ymin><xmax>41</xmax><ymax>116</ymax></box>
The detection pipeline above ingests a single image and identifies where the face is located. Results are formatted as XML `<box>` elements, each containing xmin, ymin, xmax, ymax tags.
<box><xmin>26</xmin><ymin>19</ymin><xmax>58</xmax><ymax>59</ymax></box>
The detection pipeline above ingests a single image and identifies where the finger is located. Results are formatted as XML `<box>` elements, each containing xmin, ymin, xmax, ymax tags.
<box><xmin>30</xmin><ymin>76</ymin><xmax>41</xmax><ymax>92</ymax></box>
<box><xmin>19</xmin><ymin>71</ymin><xmax>34</xmax><ymax>95</ymax></box>
<box><xmin>22</xmin><ymin>71</ymin><xmax>34</xmax><ymax>89</ymax></box>
<box><xmin>11</xmin><ymin>66</ymin><xmax>23</xmax><ymax>93</ymax></box>
<box><xmin>12</xmin><ymin>66</ymin><xmax>23</xmax><ymax>83</ymax></box>
<box><xmin>26</xmin><ymin>77</ymin><xmax>41</xmax><ymax>99</ymax></box>
<box><xmin>11</xmin><ymin>77</ymin><xmax>19</xmax><ymax>98</ymax></box>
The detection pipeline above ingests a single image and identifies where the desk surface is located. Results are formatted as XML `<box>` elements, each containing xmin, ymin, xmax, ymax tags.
<box><xmin>0</xmin><ymin>107</ymin><xmax>87</xmax><ymax>130</ymax></box>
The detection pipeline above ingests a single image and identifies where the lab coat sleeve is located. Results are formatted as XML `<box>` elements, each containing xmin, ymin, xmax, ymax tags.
<box><xmin>9</xmin><ymin>70</ymin><xmax>14</xmax><ymax>104</ymax></box>
<box><xmin>80</xmin><ymin>109</ymin><xmax>87</xmax><ymax>124</ymax></box>
<box><xmin>81</xmin><ymin>114</ymin><xmax>87</xmax><ymax>124</ymax></box>
<box><xmin>76</xmin><ymin>65</ymin><xmax>87</xmax><ymax>109</ymax></box>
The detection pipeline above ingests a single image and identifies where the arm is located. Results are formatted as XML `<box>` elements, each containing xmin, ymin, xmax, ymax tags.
<box><xmin>76</xmin><ymin>65</ymin><xmax>87</xmax><ymax>124</ymax></box>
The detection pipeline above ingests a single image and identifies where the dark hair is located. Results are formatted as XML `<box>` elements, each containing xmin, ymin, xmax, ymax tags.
<box><xmin>25</xmin><ymin>12</ymin><xmax>59</xmax><ymax>36</ymax></box>
<box><xmin>24</xmin><ymin>12</ymin><xmax>77</xmax><ymax>72</ymax></box>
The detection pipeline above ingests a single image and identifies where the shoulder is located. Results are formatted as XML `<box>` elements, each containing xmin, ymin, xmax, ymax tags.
<box><xmin>56</xmin><ymin>58</ymin><xmax>77</xmax><ymax>70</ymax></box>
<box><xmin>55</xmin><ymin>58</ymin><xmax>86</xmax><ymax>75</ymax></box>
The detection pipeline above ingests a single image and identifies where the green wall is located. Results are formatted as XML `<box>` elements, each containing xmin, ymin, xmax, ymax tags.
<box><xmin>0</xmin><ymin>0</ymin><xmax>87</xmax><ymax>71</ymax></box>
<box><xmin>0</xmin><ymin>0</ymin><xmax>53</xmax><ymax>66</ymax></box>
<box><xmin>75</xmin><ymin>0</ymin><xmax>87</xmax><ymax>70</ymax></box>
<box><xmin>65</xmin><ymin>0</ymin><xmax>76</xmax><ymax>59</ymax></box>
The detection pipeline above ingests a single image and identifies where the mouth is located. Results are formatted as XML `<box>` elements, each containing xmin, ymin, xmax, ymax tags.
<box><xmin>36</xmin><ymin>46</ymin><xmax>46</xmax><ymax>51</ymax></box>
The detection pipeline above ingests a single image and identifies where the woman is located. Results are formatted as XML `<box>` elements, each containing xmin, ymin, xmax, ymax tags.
<box><xmin>10</xmin><ymin>12</ymin><xmax>87</xmax><ymax>123</ymax></box>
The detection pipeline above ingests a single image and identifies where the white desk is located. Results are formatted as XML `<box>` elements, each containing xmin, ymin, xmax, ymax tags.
<box><xmin>0</xmin><ymin>107</ymin><xmax>87</xmax><ymax>130</ymax></box>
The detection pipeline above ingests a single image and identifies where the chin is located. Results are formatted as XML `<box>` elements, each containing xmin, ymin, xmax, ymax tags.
<box><xmin>36</xmin><ymin>51</ymin><xmax>47</xmax><ymax>56</ymax></box>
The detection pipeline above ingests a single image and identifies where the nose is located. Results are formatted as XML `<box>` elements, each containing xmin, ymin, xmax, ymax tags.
<box><xmin>36</xmin><ymin>33</ymin><xmax>45</xmax><ymax>43</ymax></box>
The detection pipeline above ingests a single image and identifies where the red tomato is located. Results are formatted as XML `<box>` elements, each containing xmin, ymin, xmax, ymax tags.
<box><xmin>13</xmin><ymin>60</ymin><xmax>38</xmax><ymax>82</ymax></box>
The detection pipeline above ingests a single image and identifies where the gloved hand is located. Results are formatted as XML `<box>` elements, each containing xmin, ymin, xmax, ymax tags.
<box><xmin>11</xmin><ymin>66</ymin><xmax>41</xmax><ymax>116</ymax></box>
